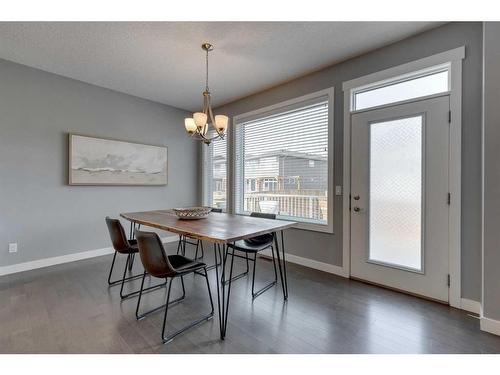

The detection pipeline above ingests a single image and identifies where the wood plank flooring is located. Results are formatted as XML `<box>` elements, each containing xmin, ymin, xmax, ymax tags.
<box><xmin>1</xmin><ymin>242</ymin><xmax>500</xmax><ymax>353</ymax></box>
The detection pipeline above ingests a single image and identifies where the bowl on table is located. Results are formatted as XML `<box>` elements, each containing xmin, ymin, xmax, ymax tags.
<box><xmin>172</xmin><ymin>207</ymin><xmax>212</xmax><ymax>220</ymax></box>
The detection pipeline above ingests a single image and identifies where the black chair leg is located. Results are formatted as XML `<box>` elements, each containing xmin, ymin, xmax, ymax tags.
<box><xmin>108</xmin><ymin>251</ymin><xmax>143</xmax><ymax>286</ymax></box>
<box><xmin>176</xmin><ymin>235</ymin><xmax>183</xmax><ymax>255</ymax></box>
<box><xmin>251</xmin><ymin>246</ymin><xmax>278</xmax><ymax>299</ymax></box>
<box><xmin>136</xmin><ymin>273</ymin><xmax>186</xmax><ymax>320</ymax></box>
<box><xmin>194</xmin><ymin>240</ymin><xmax>205</xmax><ymax>260</ymax></box>
<box><xmin>194</xmin><ymin>240</ymin><xmax>204</xmax><ymax>260</ymax></box>
<box><xmin>120</xmin><ymin>256</ymin><xmax>168</xmax><ymax>300</ymax></box>
<box><xmin>161</xmin><ymin>268</ymin><xmax>214</xmax><ymax>344</ymax></box>
<box><xmin>128</xmin><ymin>253</ymin><xmax>135</xmax><ymax>271</ymax></box>
<box><xmin>204</xmin><ymin>242</ymin><xmax>222</xmax><ymax>272</ymax></box>
<box><xmin>222</xmin><ymin>250</ymin><xmax>251</xmax><ymax>285</ymax></box>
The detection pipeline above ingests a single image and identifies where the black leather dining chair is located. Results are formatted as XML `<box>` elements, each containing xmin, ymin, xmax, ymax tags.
<box><xmin>134</xmin><ymin>228</ymin><xmax>214</xmax><ymax>344</ymax></box>
<box><xmin>105</xmin><ymin>217</ymin><xmax>166</xmax><ymax>299</ymax></box>
<box><xmin>177</xmin><ymin>207</ymin><xmax>223</xmax><ymax>268</ymax></box>
<box><xmin>226</xmin><ymin>212</ymin><xmax>279</xmax><ymax>299</ymax></box>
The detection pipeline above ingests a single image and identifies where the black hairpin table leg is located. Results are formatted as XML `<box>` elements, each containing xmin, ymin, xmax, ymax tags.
<box><xmin>213</xmin><ymin>242</ymin><xmax>235</xmax><ymax>339</ymax></box>
<box><xmin>274</xmin><ymin>231</ymin><xmax>289</xmax><ymax>300</ymax></box>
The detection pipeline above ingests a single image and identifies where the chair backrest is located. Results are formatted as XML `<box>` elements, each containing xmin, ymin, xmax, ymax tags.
<box><xmin>258</xmin><ymin>200</ymin><xmax>279</xmax><ymax>214</ymax></box>
<box><xmin>135</xmin><ymin>229</ymin><xmax>175</xmax><ymax>278</ymax></box>
<box><xmin>211</xmin><ymin>207</ymin><xmax>223</xmax><ymax>213</ymax></box>
<box><xmin>245</xmin><ymin>212</ymin><xmax>276</xmax><ymax>246</ymax></box>
<box><xmin>105</xmin><ymin>217</ymin><xmax>132</xmax><ymax>254</ymax></box>
<box><xmin>250</xmin><ymin>212</ymin><xmax>276</xmax><ymax>220</ymax></box>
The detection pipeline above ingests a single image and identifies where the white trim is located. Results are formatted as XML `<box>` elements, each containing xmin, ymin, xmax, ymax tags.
<box><xmin>461</xmin><ymin>298</ymin><xmax>481</xmax><ymax>314</ymax></box>
<box><xmin>342</xmin><ymin>47</ymin><xmax>465</xmax><ymax>308</ymax></box>
<box><xmin>342</xmin><ymin>46</ymin><xmax>465</xmax><ymax>91</ymax></box>
<box><xmin>342</xmin><ymin>86</ymin><xmax>352</xmax><ymax>279</ymax></box>
<box><xmin>480</xmin><ymin>316</ymin><xmax>500</xmax><ymax>336</ymax></box>
<box><xmin>480</xmin><ymin>21</ymin><xmax>486</xmax><ymax>335</ymax></box>
<box><xmin>448</xmin><ymin>54</ymin><xmax>463</xmax><ymax>309</ymax></box>
<box><xmin>232</xmin><ymin>87</ymin><xmax>335</xmax><ymax>234</ymax></box>
<box><xmin>0</xmin><ymin>235</ymin><xmax>179</xmax><ymax>277</ymax></box>
<box><xmin>260</xmin><ymin>249</ymin><xmax>349</xmax><ymax>278</ymax></box>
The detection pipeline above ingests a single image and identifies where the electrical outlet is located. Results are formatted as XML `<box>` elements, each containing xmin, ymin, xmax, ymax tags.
<box><xmin>335</xmin><ymin>185</ymin><xmax>342</xmax><ymax>196</ymax></box>
<box><xmin>8</xmin><ymin>243</ymin><xmax>17</xmax><ymax>253</ymax></box>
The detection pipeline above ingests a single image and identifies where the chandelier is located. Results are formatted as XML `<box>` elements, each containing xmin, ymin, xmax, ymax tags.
<box><xmin>184</xmin><ymin>43</ymin><xmax>228</xmax><ymax>145</ymax></box>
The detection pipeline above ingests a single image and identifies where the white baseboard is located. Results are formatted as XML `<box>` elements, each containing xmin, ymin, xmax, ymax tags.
<box><xmin>0</xmin><ymin>235</ymin><xmax>178</xmax><ymax>277</ymax></box>
<box><xmin>480</xmin><ymin>316</ymin><xmax>500</xmax><ymax>336</ymax></box>
<box><xmin>260</xmin><ymin>249</ymin><xmax>349</xmax><ymax>278</ymax></box>
<box><xmin>461</xmin><ymin>298</ymin><xmax>481</xmax><ymax>314</ymax></box>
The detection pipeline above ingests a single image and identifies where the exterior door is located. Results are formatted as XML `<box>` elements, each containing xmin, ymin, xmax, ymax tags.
<box><xmin>350</xmin><ymin>95</ymin><xmax>450</xmax><ymax>302</ymax></box>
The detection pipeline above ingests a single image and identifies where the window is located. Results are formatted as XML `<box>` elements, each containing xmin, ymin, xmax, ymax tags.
<box><xmin>234</xmin><ymin>89</ymin><xmax>333</xmax><ymax>231</ymax></box>
<box><xmin>202</xmin><ymin>132</ymin><xmax>227</xmax><ymax>211</ymax></box>
<box><xmin>352</xmin><ymin>65</ymin><xmax>450</xmax><ymax>111</ymax></box>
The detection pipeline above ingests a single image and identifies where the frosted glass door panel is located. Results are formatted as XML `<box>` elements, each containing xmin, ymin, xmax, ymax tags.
<box><xmin>369</xmin><ymin>116</ymin><xmax>423</xmax><ymax>271</ymax></box>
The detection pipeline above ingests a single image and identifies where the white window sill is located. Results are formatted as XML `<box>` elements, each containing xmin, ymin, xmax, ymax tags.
<box><xmin>236</xmin><ymin>212</ymin><xmax>333</xmax><ymax>234</ymax></box>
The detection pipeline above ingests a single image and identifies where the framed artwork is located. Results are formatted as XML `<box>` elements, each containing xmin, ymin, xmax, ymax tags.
<box><xmin>69</xmin><ymin>134</ymin><xmax>167</xmax><ymax>186</ymax></box>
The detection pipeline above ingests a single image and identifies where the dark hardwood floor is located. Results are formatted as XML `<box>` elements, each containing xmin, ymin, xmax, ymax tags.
<box><xmin>1</xmin><ymin>242</ymin><xmax>500</xmax><ymax>354</ymax></box>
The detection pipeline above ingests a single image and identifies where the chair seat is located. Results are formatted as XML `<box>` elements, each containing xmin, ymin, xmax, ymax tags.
<box><xmin>228</xmin><ymin>237</ymin><xmax>273</xmax><ymax>253</ymax></box>
<box><xmin>167</xmin><ymin>254</ymin><xmax>206</xmax><ymax>275</ymax></box>
<box><xmin>114</xmin><ymin>239</ymin><xmax>139</xmax><ymax>254</ymax></box>
<box><xmin>121</xmin><ymin>239</ymin><xmax>139</xmax><ymax>254</ymax></box>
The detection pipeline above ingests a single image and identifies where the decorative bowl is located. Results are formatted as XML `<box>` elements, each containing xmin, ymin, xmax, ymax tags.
<box><xmin>172</xmin><ymin>207</ymin><xmax>212</xmax><ymax>220</ymax></box>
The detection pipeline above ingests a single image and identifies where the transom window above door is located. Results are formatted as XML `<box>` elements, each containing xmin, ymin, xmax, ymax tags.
<box><xmin>233</xmin><ymin>88</ymin><xmax>334</xmax><ymax>233</ymax></box>
<box><xmin>351</xmin><ymin>63</ymin><xmax>450</xmax><ymax>111</ymax></box>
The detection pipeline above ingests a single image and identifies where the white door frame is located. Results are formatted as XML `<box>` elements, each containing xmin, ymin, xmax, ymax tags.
<box><xmin>341</xmin><ymin>46</ymin><xmax>465</xmax><ymax>308</ymax></box>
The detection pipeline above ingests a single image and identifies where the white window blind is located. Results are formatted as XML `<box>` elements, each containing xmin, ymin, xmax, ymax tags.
<box><xmin>235</xmin><ymin>98</ymin><xmax>329</xmax><ymax>225</ymax></box>
<box><xmin>202</xmin><ymin>132</ymin><xmax>227</xmax><ymax>211</ymax></box>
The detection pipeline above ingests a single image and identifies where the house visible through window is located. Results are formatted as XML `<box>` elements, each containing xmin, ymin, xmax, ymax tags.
<box><xmin>234</xmin><ymin>95</ymin><xmax>330</xmax><ymax>227</ymax></box>
<box><xmin>202</xmin><ymin>132</ymin><xmax>227</xmax><ymax>211</ymax></box>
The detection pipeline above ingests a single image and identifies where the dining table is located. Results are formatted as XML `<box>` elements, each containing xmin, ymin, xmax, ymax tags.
<box><xmin>120</xmin><ymin>209</ymin><xmax>296</xmax><ymax>340</ymax></box>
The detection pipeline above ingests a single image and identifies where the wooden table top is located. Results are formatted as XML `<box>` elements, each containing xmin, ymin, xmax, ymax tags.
<box><xmin>120</xmin><ymin>210</ymin><xmax>297</xmax><ymax>244</ymax></box>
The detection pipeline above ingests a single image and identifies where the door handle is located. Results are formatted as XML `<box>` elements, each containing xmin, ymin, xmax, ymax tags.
<box><xmin>353</xmin><ymin>206</ymin><xmax>361</xmax><ymax>212</ymax></box>
<box><xmin>353</xmin><ymin>195</ymin><xmax>360</xmax><ymax>200</ymax></box>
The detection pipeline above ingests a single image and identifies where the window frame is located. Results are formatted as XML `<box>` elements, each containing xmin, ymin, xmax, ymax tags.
<box><xmin>201</xmin><ymin>131</ymin><xmax>228</xmax><ymax>212</ymax></box>
<box><xmin>351</xmin><ymin>64</ymin><xmax>451</xmax><ymax>111</ymax></box>
<box><xmin>232</xmin><ymin>87</ymin><xmax>334</xmax><ymax>233</ymax></box>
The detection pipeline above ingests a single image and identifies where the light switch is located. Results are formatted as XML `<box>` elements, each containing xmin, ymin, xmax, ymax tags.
<box><xmin>8</xmin><ymin>243</ymin><xmax>17</xmax><ymax>253</ymax></box>
<box><xmin>335</xmin><ymin>186</ymin><xmax>342</xmax><ymax>196</ymax></box>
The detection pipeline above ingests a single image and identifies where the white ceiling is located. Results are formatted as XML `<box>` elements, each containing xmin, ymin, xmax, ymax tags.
<box><xmin>0</xmin><ymin>22</ymin><xmax>444</xmax><ymax>111</ymax></box>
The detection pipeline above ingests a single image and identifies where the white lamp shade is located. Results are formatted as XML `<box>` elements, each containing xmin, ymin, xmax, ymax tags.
<box><xmin>193</xmin><ymin>112</ymin><xmax>208</xmax><ymax>128</ymax></box>
<box><xmin>184</xmin><ymin>118</ymin><xmax>197</xmax><ymax>133</ymax></box>
<box><xmin>215</xmin><ymin>115</ymin><xmax>229</xmax><ymax>132</ymax></box>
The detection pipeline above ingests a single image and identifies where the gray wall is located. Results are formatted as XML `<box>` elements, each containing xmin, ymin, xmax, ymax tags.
<box><xmin>482</xmin><ymin>22</ymin><xmax>500</xmax><ymax>320</ymax></box>
<box><xmin>215</xmin><ymin>22</ymin><xmax>483</xmax><ymax>301</ymax></box>
<box><xmin>0</xmin><ymin>58</ymin><xmax>198</xmax><ymax>267</ymax></box>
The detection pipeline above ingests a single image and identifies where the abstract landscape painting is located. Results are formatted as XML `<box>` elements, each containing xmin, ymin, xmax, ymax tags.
<box><xmin>69</xmin><ymin>134</ymin><xmax>167</xmax><ymax>185</ymax></box>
